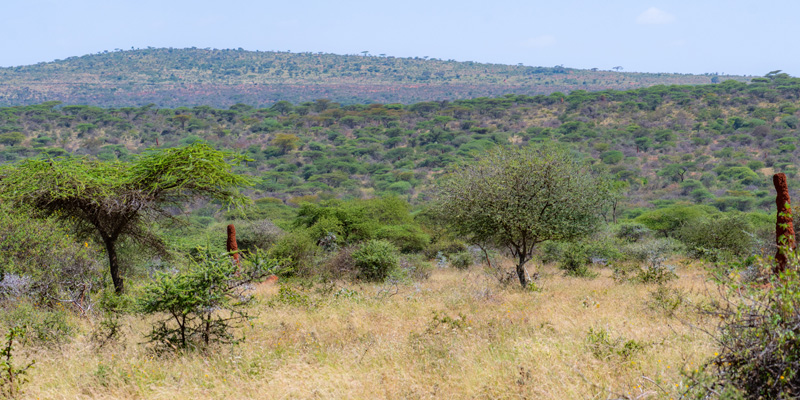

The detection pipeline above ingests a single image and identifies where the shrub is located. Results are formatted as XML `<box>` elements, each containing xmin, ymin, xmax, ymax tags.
<box><xmin>677</xmin><ymin>213</ymin><xmax>755</xmax><ymax>261</ymax></box>
<box><xmin>375</xmin><ymin>224</ymin><xmax>430</xmax><ymax>253</ymax></box>
<box><xmin>559</xmin><ymin>242</ymin><xmax>596</xmax><ymax>278</ymax></box>
<box><xmin>423</xmin><ymin>239</ymin><xmax>467</xmax><ymax>259</ymax></box>
<box><xmin>352</xmin><ymin>240</ymin><xmax>399</xmax><ymax>281</ymax></box>
<box><xmin>1</xmin><ymin>302</ymin><xmax>74</xmax><ymax>344</ymax></box>
<box><xmin>539</xmin><ymin>241</ymin><xmax>568</xmax><ymax>265</ymax></box>
<box><xmin>618</xmin><ymin>238</ymin><xmax>683</xmax><ymax>284</ymax></box>
<box><xmin>267</xmin><ymin>285</ymin><xmax>311</xmax><ymax>308</ymax></box>
<box><xmin>399</xmin><ymin>254</ymin><xmax>432</xmax><ymax>281</ymax></box>
<box><xmin>268</xmin><ymin>229</ymin><xmax>318</xmax><ymax>276</ymax></box>
<box><xmin>235</xmin><ymin>219</ymin><xmax>285</xmax><ymax>251</ymax></box>
<box><xmin>138</xmin><ymin>250</ymin><xmax>284</xmax><ymax>350</ymax></box>
<box><xmin>320</xmin><ymin>246</ymin><xmax>358</xmax><ymax>279</ymax></box>
<box><xmin>615</xmin><ymin>223</ymin><xmax>652</xmax><ymax>242</ymax></box>
<box><xmin>449</xmin><ymin>251</ymin><xmax>473</xmax><ymax>270</ymax></box>
<box><xmin>635</xmin><ymin>204</ymin><xmax>716</xmax><ymax>237</ymax></box>
<box><xmin>0</xmin><ymin>326</ymin><xmax>35</xmax><ymax>399</ymax></box>
<box><xmin>647</xmin><ymin>286</ymin><xmax>686</xmax><ymax>317</ymax></box>
<box><xmin>585</xmin><ymin>326</ymin><xmax>645</xmax><ymax>360</ymax></box>
<box><xmin>0</xmin><ymin>206</ymin><xmax>101</xmax><ymax>305</ymax></box>
<box><xmin>688</xmin><ymin>260</ymin><xmax>800</xmax><ymax>398</ymax></box>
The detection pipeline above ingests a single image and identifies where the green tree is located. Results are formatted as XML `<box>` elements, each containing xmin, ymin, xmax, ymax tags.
<box><xmin>139</xmin><ymin>250</ymin><xmax>283</xmax><ymax>349</ymax></box>
<box><xmin>435</xmin><ymin>144</ymin><xmax>610</xmax><ymax>287</ymax></box>
<box><xmin>172</xmin><ymin>114</ymin><xmax>191</xmax><ymax>129</ymax></box>
<box><xmin>0</xmin><ymin>132</ymin><xmax>25</xmax><ymax>146</ymax></box>
<box><xmin>0</xmin><ymin>143</ymin><xmax>251</xmax><ymax>293</ymax></box>
<box><xmin>271</xmin><ymin>133</ymin><xmax>301</xmax><ymax>154</ymax></box>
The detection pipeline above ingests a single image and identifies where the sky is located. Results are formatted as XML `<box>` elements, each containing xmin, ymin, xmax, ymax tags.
<box><xmin>1</xmin><ymin>0</ymin><xmax>798</xmax><ymax>77</ymax></box>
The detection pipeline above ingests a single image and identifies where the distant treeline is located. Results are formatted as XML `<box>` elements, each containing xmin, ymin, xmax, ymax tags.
<box><xmin>0</xmin><ymin>48</ymin><xmax>749</xmax><ymax>108</ymax></box>
<box><xmin>1</xmin><ymin>74</ymin><xmax>799</xmax><ymax>217</ymax></box>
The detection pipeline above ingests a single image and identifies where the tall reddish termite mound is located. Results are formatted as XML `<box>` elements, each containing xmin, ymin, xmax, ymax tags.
<box><xmin>227</xmin><ymin>224</ymin><xmax>240</xmax><ymax>266</ymax></box>
<box><xmin>774</xmin><ymin>173</ymin><xmax>795</xmax><ymax>273</ymax></box>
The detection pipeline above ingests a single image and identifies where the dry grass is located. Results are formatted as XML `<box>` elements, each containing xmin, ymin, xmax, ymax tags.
<box><xmin>16</xmin><ymin>261</ymin><xmax>718</xmax><ymax>399</ymax></box>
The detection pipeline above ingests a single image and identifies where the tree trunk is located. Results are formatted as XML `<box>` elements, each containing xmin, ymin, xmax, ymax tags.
<box><xmin>103</xmin><ymin>237</ymin><xmax>124</xmax><ymax>294</ymax></box>
<box><xmin>516</xmin><ymin>253</ymin><xmax>530</xmax><ymax>287</ymax></box>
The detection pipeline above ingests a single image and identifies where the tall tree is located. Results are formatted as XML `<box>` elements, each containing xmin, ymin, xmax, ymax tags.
<box><xmin>435</xmin><ymin>144</ymin><xmax>610</xmax><ymax>287</ymax></box>
<box><xmin>0</xmin><ymin>143</ymin><xmax>251</xmax><ymax>293</ymax></box>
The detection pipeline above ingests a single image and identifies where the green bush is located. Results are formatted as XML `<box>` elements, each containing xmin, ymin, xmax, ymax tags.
<box><xmin>139</xmin><ymin>250</ymin><xmax>283</xmax><ymax>350</ymax></box>
<box><xmin>539</xmin><ymin>241</ymin><xmax>568</xmax><ymax>265</ymax></box>
<box><xmin>352</xmin><ymin>240</ymin><xmax>399</xmax><ymax>281</ymax></box>
<box><xmin>449</xmin><ymin>251</ymin><xmax>473</xmax><ymax>270</ymax></box>
<box><xmin>689</xmin><ymin>263</ymin><xmax>800</xmax><ymax>398</ymax></box>
<box><xmin>0</xmin><ymin>205</ymin><xmax>101</xmax><ymax>303</ymax></box>
<box><xmin>635</xmin><ymin>204</ymin><xmax>716</xmax><ymax>237</ymax></box>
<box><xmin>677</xmin><ymin>213</ymin><xmax>755</xmax><ymax>261</ymax></box>
<box><xmin>375</xmin><ymin>224</ymin><xmax>430</xmax><ymax>253</ymax></box>
<box><xmin>1</xmin><ymin>301</ymin><xmax>74</xmax><ymax>344</ymax></box>
<box><xmin>615</xmin><ymin>223</ymin><xmax>652</xmax><ymax>242</ymax></box>
<box><xmin>268</xmin><ymin>229</ymin><xmax>318</xmax><ymax>276</ymax></box>
<box><xmin>617</xmin><ymin>238</ymin><xmax>683</xmax><ymax>284</ymax></box>
<box><xmin>235</xmin><ymin>219</ymin><xmax>285</xmax><ymax>252</ymax></box>
<box><xmin>423</xmin><ymin>238</ymin><xmax>467</xmax><ymax>259</ymax></box>
<box><xmin>559</xmin><ymin>242</ymin><xmax>596</xmax><ymax>278</ymax></box>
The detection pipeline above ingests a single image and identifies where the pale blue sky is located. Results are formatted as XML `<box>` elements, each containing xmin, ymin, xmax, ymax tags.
<box><xmin>1</xmin><ymin>0</ymin><xmax>797</xmax><ymax>76</ymax></box>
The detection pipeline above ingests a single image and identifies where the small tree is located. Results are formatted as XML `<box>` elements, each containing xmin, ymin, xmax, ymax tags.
<box><xmin>435</xmin><ymin>144</ymin><xmax>610</xmax><ymax>287</ymax></box>
<box><xmin>0</xmin><ymin>143</ymin><xmax>251</xmax><ymax>293</ymax></box>
<box><xmin>139</xmin><ymin>250</ymin><xmax>284</xmax><ymax>349</ymax></box>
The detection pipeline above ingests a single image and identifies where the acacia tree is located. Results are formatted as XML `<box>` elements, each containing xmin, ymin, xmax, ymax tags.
<box><xmin>0</xmin><ymin>143</ymin><xmax>251</xmax><ymax>293</ymax></box>
<box><xmin>435</xmin><ymin>144</ymin><xmax>610</xmax><ymax>287</ymax></box>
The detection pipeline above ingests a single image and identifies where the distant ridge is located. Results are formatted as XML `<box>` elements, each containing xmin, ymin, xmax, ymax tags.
<box><xmin>0</xmin><ymin>48</ymin><xmax>750</xmax><ymax>107</ymax></box>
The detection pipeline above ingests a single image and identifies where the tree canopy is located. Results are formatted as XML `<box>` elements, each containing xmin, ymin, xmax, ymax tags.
<box><xmin>0</xmin><ymin>142</ymin><xmax>251</xmax><ymax>293</ymax></box>
<box><xmin>435</xmin><ymin>144</ymin><xmax>610</xmax><ymax>286</ymax></box>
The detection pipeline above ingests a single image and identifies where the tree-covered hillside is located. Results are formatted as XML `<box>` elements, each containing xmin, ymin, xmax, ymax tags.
<box><xmin>1</xmin><ymin>73</ymin><xmax>798</xmax><ymax>217</ymax></box>
<box><xmin>0</xmin><ymin>48</ymin><xmax>749</xmax><ymax>108</ymax></box>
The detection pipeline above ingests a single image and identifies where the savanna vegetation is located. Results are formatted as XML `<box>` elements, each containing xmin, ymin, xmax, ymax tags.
<box><xmin>0</xmin><ymin>48</ymin><xmax>748</xmax><ymax>108</ymax></box>
<box><xmin>0</xmin><ymin>71</ymin><xmax>799</xmax><ymax>398</ymax></box>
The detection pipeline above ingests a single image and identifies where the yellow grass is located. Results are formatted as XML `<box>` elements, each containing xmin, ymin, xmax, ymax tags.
<box><xmin>19</xmin><ymin>262</ymin><xmax>718</xmax><ymax>399</ymax></box>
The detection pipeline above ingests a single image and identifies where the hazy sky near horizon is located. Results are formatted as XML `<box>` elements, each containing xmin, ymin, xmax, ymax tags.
<box><xmin>1</xmin><ymin>0</ymin><xmax>798</xmax><ymax>76</ymax></box>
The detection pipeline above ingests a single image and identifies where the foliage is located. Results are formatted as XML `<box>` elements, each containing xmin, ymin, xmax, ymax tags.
<box><xmin>559</xmin><ymin>242</ymin><xmax>597</xmax><ymax>278</ymax></box>
<box><xmin>422</xmin><ymin>239</ymin><xmax>468</xmax><ymax>260</ymax></box>
<box><xmin>374</xmin><ymin>224</ymin><xmax>429</xmax><ymax>253</ymax></box>
<box><xmin>585</xmin><ymin>326</ymin><xmax>645</xmax><ymax>360</ymax></box>
<box><xmin>688</xmin><ymin>259</ymin><xmax>800</xmax><ymax>399</ymax></box>
<box><xmin>268</xmin><ymin>229</ymin><xmax>318</xmax><ymax>276</ymax></box>
<box><xmin>3</xmin><ymin>75</ymin><xmax>800</xmax><ymax>223</ymax></box>
<box><xmin>233</xmin><ymin>219</ymin><xmax>285</xmax><ymax>252</ymax></box>
<box><xmin>449</xmin><ymin>251</ymin><xmax>473</xmax><ymax>270</ymax></box>
<box><xmin>294</xmin><ymin>197</ymin><xmax>421</xmax><ymax>249</ymax></box>
<box><xmin>267</xmin><ymin>285</ymin><xmax>311</xmax><ymax>308</ymax></box>
<box><xmin>0</xmin><ymin>327</ymin><xmax>34</xmax><ymax>399</ymax></box>
<box><xmin>352</xmin><ymin>240</ymin><xmax>399</xmax><ymax>281</ymax></box>
<box><xmin>647</xmin><ymin>285</ymin><xmax>686</xmax><ymax>317</ymax></box>
<box><xmin>614</xmin><ymin>238</ymin><xmax>684</xmax><ymax>283</ymax></box>
<box><xmin>677</xmin><ymin>212</ymin><xmax>756</xmax><ymax>261</ymax></box>
<box><xmin>615</xmin><ymin>222</ymin><xmax>652</xmax><ymax>242</ymax></box>
<box><xmin>1</xmin><ymin>302</ymin><xmax>74</xmax><ymax>344</ymax></box>
<box><xmin>138</xmin><ymin>250</ymin><xmax>284</xmax><ymax>350</ymax></box>
<box><xmin>0</xmin><ymin>204</ymin><xmax>101</xmax><ymax>305</ymax></box>
<box><xmin>435</xmin><ymin>143</ymin><xmax>610</xmax><ymax>287</ymax></box>
<box><xmin>0</xmin><ymin>142</ymin><xmax>252</xmax><ymax>293</ymax></box>
<box><xmin>0</xmin><ymin>48</ymin><xmax>749</xmax><ymax>107</ymax></box>
<box><xmin>635</xmin><ymin>205</ymin><xmax>717</xmax><ymax>238</ymax></box>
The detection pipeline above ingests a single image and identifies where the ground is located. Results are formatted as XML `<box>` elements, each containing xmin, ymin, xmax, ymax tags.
<box><xmin>21</xmin><ymin>259</ymin><xmax>717</xmax><ymax>399</ymax></box>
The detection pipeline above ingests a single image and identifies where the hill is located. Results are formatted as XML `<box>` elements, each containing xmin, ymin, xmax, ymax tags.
<box><xmin>0</xmin><ymin>48</ymin><xmax>749</xmax><ymax>108</ymax></box>
<box><xmin>1</xmin><ymin>73</ymin><xmax>799</xmax><ymax>219</ymax></box>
